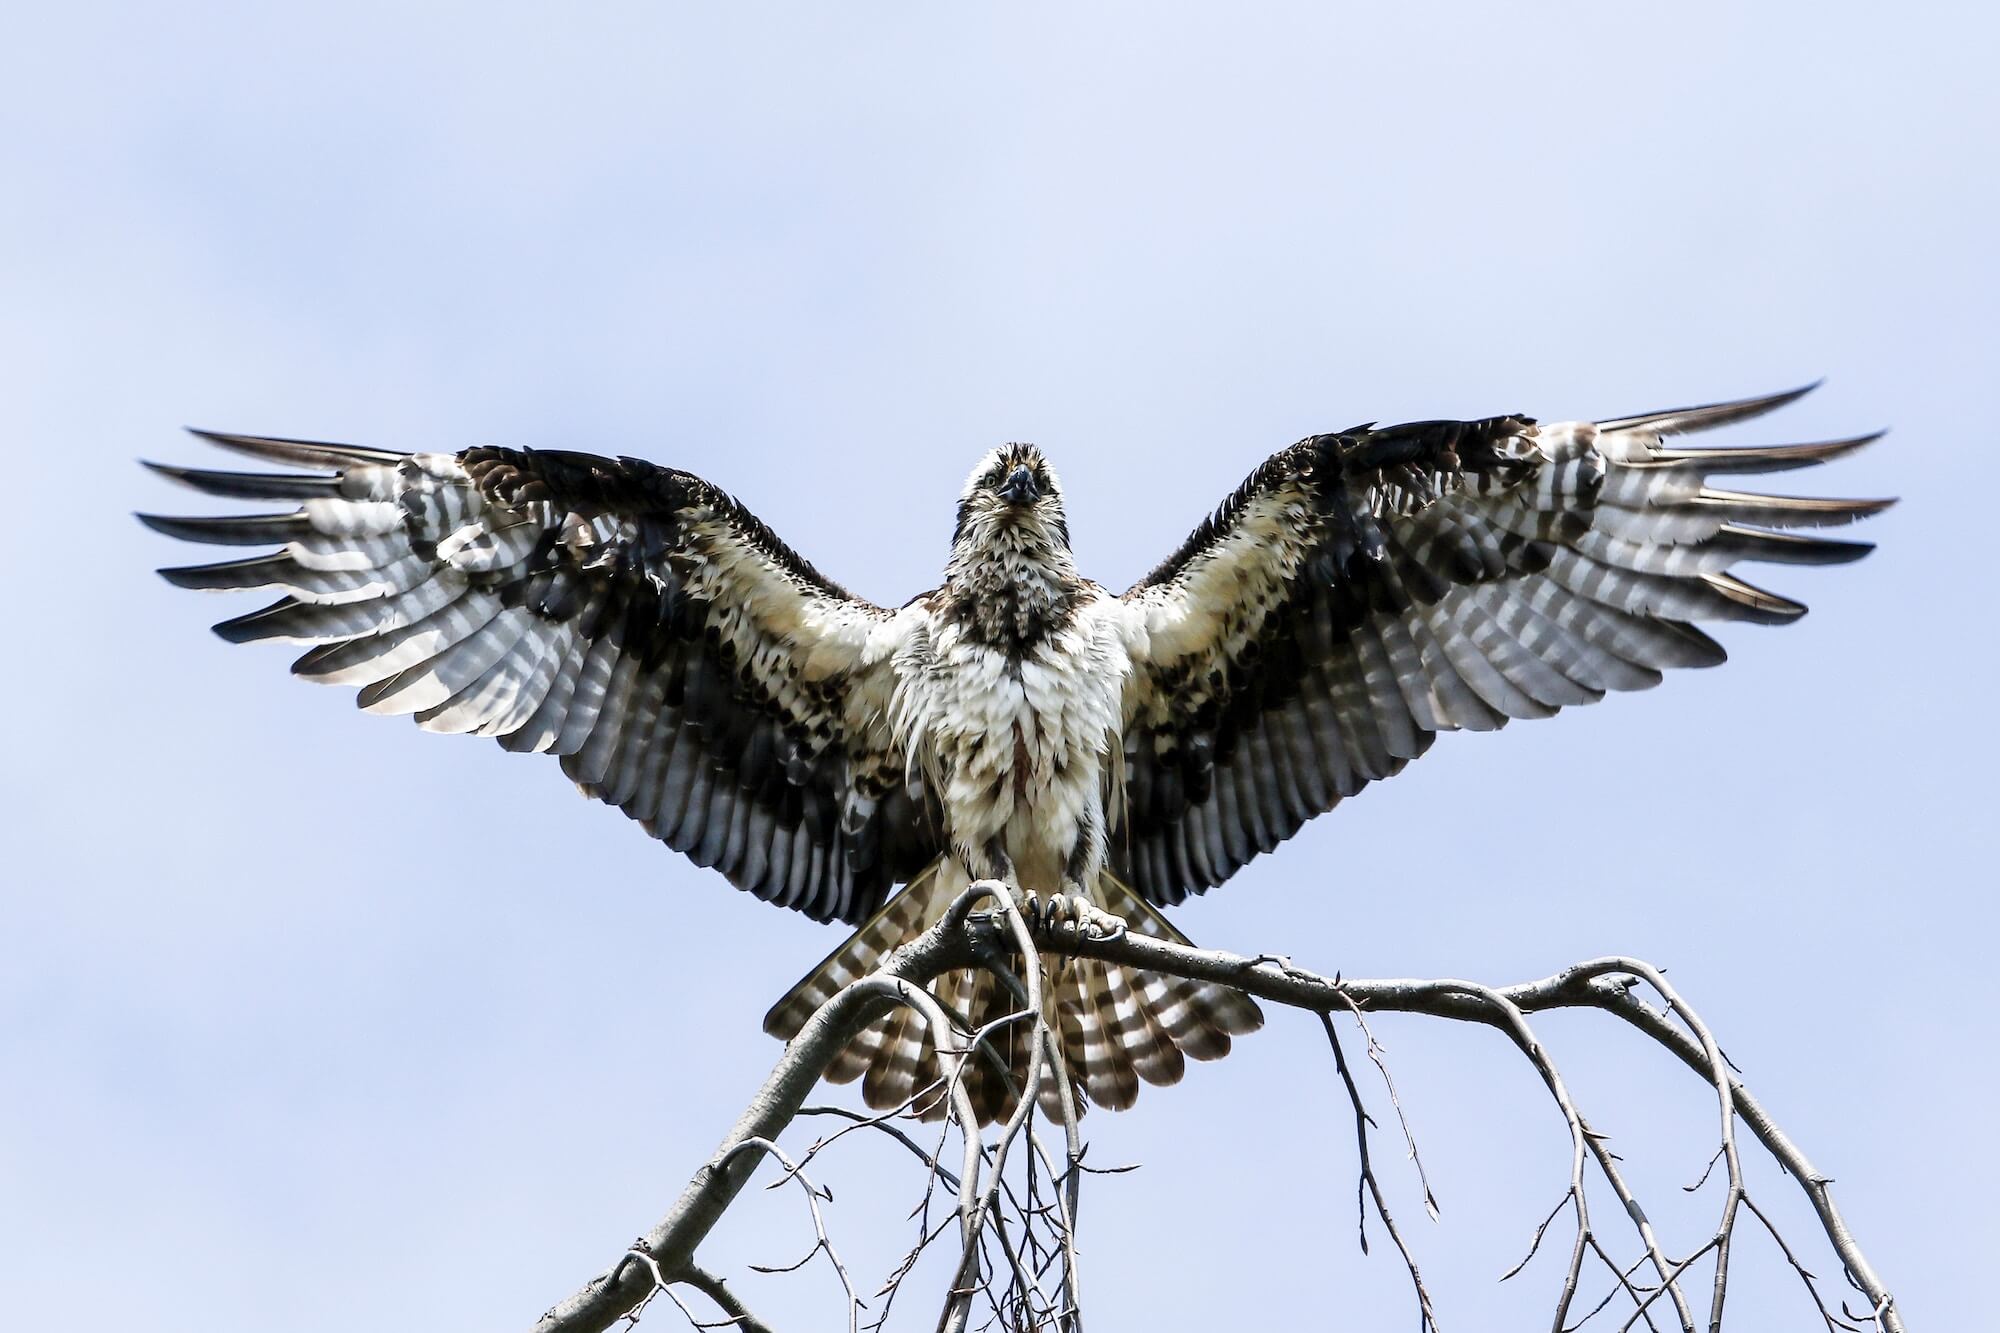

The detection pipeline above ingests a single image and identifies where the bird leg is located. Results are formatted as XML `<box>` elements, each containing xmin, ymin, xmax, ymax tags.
<box><xmin>972</xmin><ymin>837</ymin><xmax>1020</xmax><ymax>893</ymax></box>
<box><xmin>969</xmin><ymin>839</ymin><xmax>1125</xmax><ymax>942</ymax></box>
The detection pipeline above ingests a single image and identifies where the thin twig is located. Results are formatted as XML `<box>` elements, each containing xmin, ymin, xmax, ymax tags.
<box><xmin>1319</xmin><ymin>1010</ymin><xmax>1438</xmax><ymax>1330</ymax></box>
<box><xmin>720</xmin><ymin>1137</ymin><xmax>862</xmax><ymax>1333</ymax></box>
<box><xmin>533</xmin><ymin>893</ymin><xmax>1902</xmax><ymax>1333</ymax></box>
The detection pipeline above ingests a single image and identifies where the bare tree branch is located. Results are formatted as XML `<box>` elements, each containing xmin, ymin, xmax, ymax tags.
<box><xmin>533</xmin><ymin>896</ymin><xmax>989</xmax><ymax>1333</ymax></box>
<box><xmin>676</xmin><ymin>1265</ymin><xmax>773</xmax><ymax>1333</ymax></box>
<box><xmin>531</xmin><ymin>886</ymin><xmax>1903</xmax><ymax>1333</ymax></box>
<box><xmin>1319</xmin><ymin>1009</ymin><xmax>1439</xmax><ymax>1330</ymax></box>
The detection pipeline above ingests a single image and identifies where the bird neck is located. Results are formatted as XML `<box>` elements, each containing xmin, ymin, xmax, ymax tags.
<box><xmin>943</xmin><ymin>523</ymin><xmax>1083</xmax><ymax>652</ymax></box>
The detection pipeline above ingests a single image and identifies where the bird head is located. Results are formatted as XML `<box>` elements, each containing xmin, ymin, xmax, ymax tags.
<box><xmin>951</xmin><ymin>443</ymin><xmax>1072</xmax><ymax>557</ymax></box>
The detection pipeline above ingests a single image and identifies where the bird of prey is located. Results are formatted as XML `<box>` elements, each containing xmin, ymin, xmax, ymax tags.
<box><xmin>141</xmin><ymin>386</ymin><xmax>1887</xmax><ymax>1124</ymax></box>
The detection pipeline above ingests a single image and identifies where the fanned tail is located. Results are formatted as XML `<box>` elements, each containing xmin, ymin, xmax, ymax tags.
<box><xmin>762</xmin><ymin>863</ymin><xmax>1262</xmax><ymax>1126</ymax></box>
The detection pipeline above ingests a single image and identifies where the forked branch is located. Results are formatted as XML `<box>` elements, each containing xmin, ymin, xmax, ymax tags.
<box><xmin>532</xmin><ymin>884</ymin><xmax>1903</xmax><ymax>1333</ymax></box>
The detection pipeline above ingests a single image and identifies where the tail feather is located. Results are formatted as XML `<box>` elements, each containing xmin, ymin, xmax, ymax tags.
<box><xmin>957</xmin><ymin>965</ymin><xmax>1002</xmax><ymax>1121</ymax></box>
<box><xmin>764</xmin><ymin>860</ymin><xmax>942</xmax><ymax>1042</ymax></box>
<box><xmin>1147</xmin><ymin>970</ymin><xmax>1248</xmax><ymax>1060</ymax></box>
<box><xmin>1075</xmin><ymin>960</ymin><xmax>1141</xmax><ymax>1110</ymax></box>
<box><xmin>862</xmin><ymin>1001</ymin><xmax>923</xmax><ymax>1111</ymax></box>
<box><xmin>925</xmin><ymin>965</ymin><xmax>975</xmax><ymax>1119</ymax></box>
<box><xmin>1104</xmin><ymin>875</ymin><xmax>1263</xmax><ymax>1066</ymax></box>
<box><xmin>971</xmin><ymin>964</ymin><xmax>1045</xmax><ymax>1124</ymax></box>
<box><xmin>823</xmin><ymin>1019</ymin><xmax>885</xmax><ymax>1086</ymax></box>
<box><xmin>1099</xmin><ymin>959</ymin><xmax>1183</xmax><ymax>1086</ymax></box>
<box><xmin>762</xmin><ymin>860</ymin><xmax>1263</xmax><ymax>1126</ymax></box>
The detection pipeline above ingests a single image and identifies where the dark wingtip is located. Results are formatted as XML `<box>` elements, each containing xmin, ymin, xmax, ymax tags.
<box><xmin>1821</xmin><ymin>426</ymin><xmax>1891</xmax><ymax>454</ymax></box>
<box><xmin>210</xmin><ymin>596</ymin><xmax>312</xmax><ymax>644</ymax></box>
<box><xmin>1658</xmin><ymin>429</ymin><xmax>1889</xmax><ymax>477</ymax></box>
<box><xmin>142</xmin><ymin>457</ymin><xmax>340</xmax><ymax>499</ymax></box>
<box><xmin>1715</xmin><ymin>379</ymin><xmax>1822</xmax><ymax>414</ymax></box>
<box><xmin>135</xmin><ymin>510</ymin><xmax>311</xmax><ymax>544</ymax></box>
<box><xmin>183</xmin><ymin>427</ymin><xmax>405</xmax><ymax>468</ymax></box>
<box><xmin>1667</xmin><ymin>622</ymin><xmax>1729</xmax><ymax>668</ymax></box>
<box><xmin>1707</xmin><ymin>572</ymin><xmax>1809</xmax><ymax>624</ymax></box>
<box><xmin>135</xmin><ymin>511</ymin><xmax>186</xmax><ymax>538</ymax></box>
<box><xmin>1598</xmin><ymin>382</ymin><xmax>1824</xmax><ymax>437</ymax></box>
<box><xmin>212</xmin><ymin>603</ymin><xmax>278</xmax><ymax>644</ymax></box>
<box><xmin>1763</xmin><ymin>378</ymin><xmax>1825</xmax><ymax>409</ymax></box>
<box><xmin>157</xmin><ymin>563</ymin><xmax>212</xmax><ymax>588</ymax></box>
<box><xmin>156</xmin><ymin>552</ymin><xmax>294</xmax><ymax>591</ymax></box>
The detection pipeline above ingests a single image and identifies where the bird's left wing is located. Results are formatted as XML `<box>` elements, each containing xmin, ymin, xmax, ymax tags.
<box><xmin>142</xmin><ymin>432</ymin><xmax>939</xmax><ymax>925</ymax></box>
<box><xmin>1115</xmin><ymin>387</ymin><xmax>1888</xmax><ymax>905</ymax></box>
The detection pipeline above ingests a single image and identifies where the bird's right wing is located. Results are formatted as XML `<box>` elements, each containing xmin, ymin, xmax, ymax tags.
<box><xmin>142</xmin><ymin>433</ymin><xmax>941</xmax><ymax>924</ymax></box>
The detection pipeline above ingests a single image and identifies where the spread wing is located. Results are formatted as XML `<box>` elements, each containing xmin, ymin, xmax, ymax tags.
<box><xmin>1115</xmin><ymin>386</ymin><xmax>1889</xmax><ymax>905</ymax></box>
<box><xmin>142</xmin><ymin>432</ymin><xmax>940</xmax><ymax>924</ymax></box>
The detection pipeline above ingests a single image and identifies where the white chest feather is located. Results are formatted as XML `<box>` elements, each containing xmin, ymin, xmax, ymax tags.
<box><xmin>892</xmin><ymin>595</ymin><xmax>1134</xmax><ymax>884</ymax></box>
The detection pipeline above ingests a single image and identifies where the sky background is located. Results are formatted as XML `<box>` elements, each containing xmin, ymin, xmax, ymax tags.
<box><xmin>3</xmin><ymin>3</ymin><xmax>1993</xmax><ymax>1329</ymax></box>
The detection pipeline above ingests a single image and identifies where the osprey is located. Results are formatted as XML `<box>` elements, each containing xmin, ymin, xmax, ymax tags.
<box><xmin>142</xmin><ymin>386</ymin><xmax>1887</xmax><ymax>1124</ymax></box>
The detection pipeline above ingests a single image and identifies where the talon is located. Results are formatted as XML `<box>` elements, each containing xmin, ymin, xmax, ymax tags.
<box><xmin>1056</xmin><ymin>886</ymin><xmax>1127</xmax><ymax>943</ymax></box>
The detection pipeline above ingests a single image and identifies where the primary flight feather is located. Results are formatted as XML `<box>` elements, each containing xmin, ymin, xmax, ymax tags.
<box><xmin>142</xmin><ymin>385</ymin><xmax>1887</xmax><ymax>1123</ymax></box>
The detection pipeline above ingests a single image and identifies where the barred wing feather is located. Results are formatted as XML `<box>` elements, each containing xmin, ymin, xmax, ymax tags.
<box><xmin>143</xmin><ymin>432</ymin><xmax>940</xmax><ymax>925</ymax></box>
<box><xmin>1116</xmin><ymin>387</ymin><xmax>1888</xmax><ymax>905</ymax></box>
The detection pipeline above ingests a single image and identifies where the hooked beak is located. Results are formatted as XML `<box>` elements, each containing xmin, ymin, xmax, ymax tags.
<box><xmin>998</xmin><ymin>465</ymin><xmax>1040</xmax><ymax>506</ymax></box>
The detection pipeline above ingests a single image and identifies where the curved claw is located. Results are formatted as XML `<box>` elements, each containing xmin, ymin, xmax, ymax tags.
<box><xmin>1024</xmin><ymin>889</ymin><xmax>1129</xmax><ymax>945</ymax></box>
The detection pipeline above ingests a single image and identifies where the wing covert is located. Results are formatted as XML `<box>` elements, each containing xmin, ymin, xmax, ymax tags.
<box><xmin>143</xmin><ymin>431</ymin><xmax>940</xmax><ymax>924</ymax></box>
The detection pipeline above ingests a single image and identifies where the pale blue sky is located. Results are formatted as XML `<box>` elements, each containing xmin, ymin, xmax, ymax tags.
<box><xmin>3</xmin><ymin>4</ymin><xmax>1993</xmax><ymax>1328</ymax></box>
